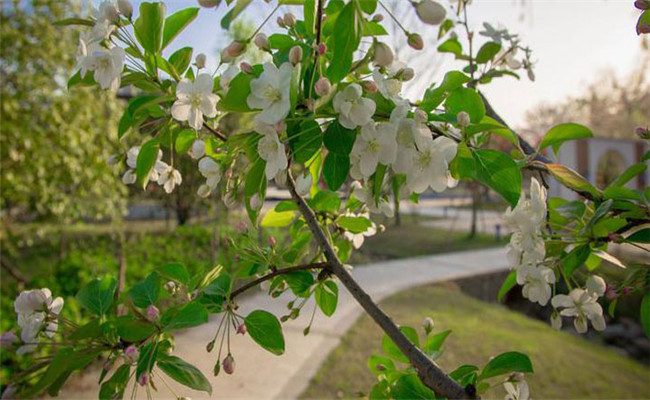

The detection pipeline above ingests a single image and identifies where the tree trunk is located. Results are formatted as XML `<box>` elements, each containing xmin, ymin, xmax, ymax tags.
<box><xmin>469</xmin><ymin>184</ymin><xmax>479</xmax><ymax>239</ymax></box>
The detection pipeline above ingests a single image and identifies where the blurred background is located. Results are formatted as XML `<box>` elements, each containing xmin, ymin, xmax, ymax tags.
<box><xmin>1</xmin><ymin>0</ymin><xmax>649</xmax><ymax>398</ymax></box>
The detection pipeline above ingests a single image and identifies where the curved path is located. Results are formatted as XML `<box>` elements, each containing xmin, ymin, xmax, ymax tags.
<box><xmin>69</xmin><ymin>247</ymin><xmax>508</xmax><ymax>399</ymax></box>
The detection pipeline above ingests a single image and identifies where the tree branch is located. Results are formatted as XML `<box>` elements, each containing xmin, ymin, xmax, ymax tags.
<box><xmin>230</xmin><ymin>262</ymin><xmax>330</xmax><ymax>299</ymax></box>
<box><xmin>202</xmin><ymin>122</ymin><xmax>227</xmax><ymax>142</ymax></box>
<box><xmin>285</xmin><ymin>172</ymin><xmax>475</xmax><ymax>399</ymax></box>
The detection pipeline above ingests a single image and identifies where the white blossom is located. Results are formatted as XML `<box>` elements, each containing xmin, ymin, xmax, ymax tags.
<box><xmin>350</xmin><ymin>122</ymin><xmax>397</xmax><ymax>178</ymax></box>
<box><xmin>333</xmin><ymin>84</ymin><xmax>376</xmax><ymax>130</ymax></box>
<box><xmin>257</xmin><ymin>133</ymin><xmax>288</xmax><ymax>179</ymax></box>
<box><xmin>247</xmin><ymin>62</ymin><xmax>292</xmax><ymax>125</ymax></box>
<box><xmin>586</xmin><ymin>275</ymin><xmax>606</xmax><ymax>297</ymax></box>
<box><xmin>197</xmin><ymin>157</ymin><xmax>221</xmax><ymax>198</ymax></box>
<box><xmin>389</xmin><ymin>104</ymin><xmax>431</xmax><ymax>174</ymax></box>
<box><xmin>122</xmin><ymin>146</ymin><xmax>164</xmax><ymax>186</ymax></box>
<box><xmin>188</xmin><ymin>139</ymin><xmax>206</xmax><ymax>159</ymax></box>
<box><xmin>404</xmin><ymin>136</ymin><xmax>458</xmax><ymax>194</ymax></box>
<box><xmin>342</xmin><ymin>212</ymin><xmax>377</xmax><ymax>249</ymax></box>
<box><xmin>220</xmin><ymin>64</ymin><xmax>240</xmax><ymax>93</ymax></box>
<box><xmin>78</xmin><ymin>42</ymin><xmax>125</xmax><ymax>91</ymax></box>
<box><xmin>171</xmin><ymin>73</ymin><xmax>218</xmax><ymax>130</ymax></box>
<box><xmin>518</xmin><ymin>265</ymin><xmax>555</xmax><ymax>306</ymax></box>
<box><xmin>504</xmin><ymin>380</ymin><xmax>529</xmax><ymax>400</ymax></box>
<box><xmin>351</xmin><ymin>181</ymin><xmax>393</xmax><ymax>217</ymax></box>
<box><xmin>551</xmin><ymin>313</ymin><xmax>562</xmax><ymax>330</ymax></box>
<box><xmin>295</xmin><ymin>173</ymin><xmax>312</xmax><ymax>196</ymax></box>
<box><xmin>373</xmin><ymin>69</ymin><xmax>403</xmax><ymax>103</ymax></box>
<box><xmin>14</xmin><ymin>289</ymin><xmax>63</xmax><ymax>354</ymax></box>
<box><xmin>96</xmin><ymin>0</ymin><xmax>119</xmax><ymax>23</ymax></box>
<box><xmin>156</xmin><ymin>164</ymin><xmax>182</xmax><ymax>194</ymax></box>
<box><xmin>551</xmin><ymin>289</ymin><xmax>606</xmax><ymax>333</ymax></box>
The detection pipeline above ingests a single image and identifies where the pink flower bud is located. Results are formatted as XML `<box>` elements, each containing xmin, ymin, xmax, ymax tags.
<box><xmin>225</xmin><ymin>41</ymin><xmax>246</xmax><ymax>58</ymax></box>
<box><xmin>622</xmin><ymin>286</ymin><xmax>632</xmax><ymax>295</ymax></box>
<box><xmin>289</xmin><ymin>45</ymin><xmax>303</xmax><ymax>65</ymax></box>
<box><xmin>317</xmin><ymin>43</ymin><xmax>327</xmax><ymax>55</ymax></box>
<box><xmin>240</xmin><ymin>61</ymin><xmax>253</xmax><ymax>74</ymax></box>
<box><xmin>124</xmin><ymin>346</ymin><xmax>139</xmax><ymax>363</ymax></box>
<box><xmin>233</xmin><ymin>254</ymin><xmax>240</xmax><ymax>262</ymax></box>
<box><xmin>373</xmin><ymin>41</ymin><xmax>394</xmax><ymax>67</ymax></box>
<box><xmin>372</xmin><ymin>14</ymin><xmax>384</xmax><ymax>22</ymax></box>
<box><xmin>635</xmin><ymin>0</ymin><xmax>650</xmax><ymax>10</ymax></box>
<box><xmin>195</xmin><ymin>53</ymin><xmax>207</xmax><ymax>69</ymax></box>
<box><xmin>400</xmin><ymin>67</ymin><xmax>415</xmax><ymax>81</ymax></box>
<box><xmin>236</xmin><ymin>324</ymin><xmax>247</xmax><ymax>335</ymax></box>
<box><xmin>254</xmin><ymin>33</ymin><xmax>270</xmax><ymax>51</ymax></box>
<box><xmin>146</xmin><ymin>305</ymin><xmax>160</xmax><ymax>322</ymax></box>
<box><xmin>457</xmin><ymin>111</ymin><xmax>471</xmax><ymax>127</ymax></box>
<box><xmin>605</xmin><ymin>286</ymin><xmax>618</xmax><ymax>301</ymax></box>
<box><xmin>283</xmin><ymin>12</ymin><xmax>296</xmax><ymax>27</ymax></box>
<box><xmin>268</xmin><ymin>236</ymin><xmax>277</xmax><ymax>247</ymax></box>
<box><xmin>277</xmin><ymin>16</ymin><xmax>286</xmax><ymax>28</ymax></box>
<box><xmin>635</xmin><ymin>126</ymin><xmax>650</xmax><ymax>139</ymax></box>
<box><xmin>137</xmin><ymin>372</ymin><xmax>148</xmax><ymax>386</ymax></box>
<box><xmin>362</xmin><ymin>81</ymin><xmax>378</xmax><ymax>93</ymax></box>
<box><xmin>314</xmin><ymin>77</ymin><xmax>331</xmax><ymax>96</ymax></box>
<box><xmin>407</xmin><ymin>33</ymin><xmax>424</xmax><ymax>50</ymax></box>
<box><xmin>223</xmin><ymin>354</ymin><xmax>235</xmax><ymax>374</ymax></box>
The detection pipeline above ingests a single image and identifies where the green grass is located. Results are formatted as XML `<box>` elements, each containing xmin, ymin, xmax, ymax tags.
<box><xmin>351</xmin><ymin>217</ymin><xmax>504</xmax><ymax>264</ymax></box>
<box><xmin>301</xmin><ymin>284</ymin><xmax>650</xmax><ymax>399</ymax></box>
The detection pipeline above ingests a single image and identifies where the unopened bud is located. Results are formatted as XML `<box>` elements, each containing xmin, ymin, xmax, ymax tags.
<box><xmin>249</xmin><ymin>194</ymin><xmax>261</xmax><ymax>210</ymax></box>
<box><xmin>277</xmin><ymin>16</ymin><xmax>286</xmax><ymax>27</ymax></box>
<box><xmin>240</xmin><ymin>61</ymin><xmax>253</xmax><ymax>74</ymax></box>
<box><xmin>622</xmin><ymin>286</ymin><xmax>632</xmax><ymax>295</ymax></box>
<box><xmin>399</xmin><ymin>67</ymin><xmax>415</xmax><ymax>81</ymax></box>
<box><xmin>314</xmin><ymin>77</ymin><xmax>331</xmax><ymax>96</ymax></box>
<box><xmin>303</xmin><ymin>326</ymin><xmax>310</xmax><ymax>335</ymax></box>
<box><xmin>605</xmin><ymin>286</ymin><xmax>618</xmax><ymax>301</ymax></box>
<box><xmin>223</xmin><ymin>354</ymin><xmax>235</xmax><ymax>374</ymax></box>
<box><xmin>268</xmin><ymin>236</ymin><xmax>277</xmax><ymax>247</ymax></box>
<box><xmin>254</xmin><ymin>33</ymin><xmax>270</xmax><ymax>51</ymax></box>
<box><xmin>457</xmin><ymin>111</ymin><xmax>470</xmax><ymax>127</ymax></box>
<box><xmin>124</xmin><ymin>346</ymin><xmax>139</xmax><ymax>363</ymax></box>
<box><xmin>237</xmin><ymin>323</ymin><xmax>247</xmax><ymax>335</ymax></box>
<box><xmin>225</xmin><ymin>41</ymin><xmax>246</xmax><ymax>58</ymax></box>
<box><xmin>422</xmin><ymin>317</ymin><xmax>435</xmax><ymax>334</ymax></box>
<box><xmin>376</xmin><ymin>363</ymin><xmax>386</xmax><ymax>371</ymax></box>
<box><xmin>198</xmin><ymin>0</ymin><xmax>220</xmax><ymax>8</ymax></box>
<box><xmin>117</xmin><ymin>0</ymin><xmax>133</xmax><ymax>18</ymax></box>
<box><xmin>146</xmin><ymin>305</ymin><xmax>160</xmax><ymax>322</ymax></box>
<box><xmin>407</xmin><ymin>33</ymin><xmax>424</xmax><ymax>50</ymax></box>
<box><xmin>372</xmin><ymin>14</ymin><xmax>384</xmax><ymax>22</ymax></box>
<box><xmin>362</xmin><ymin>81</ymin><xmax>378</xmax><ymax>93</ymax></box>
<box><xmin>289</xmin><ymin>45</ymin><xmax>303</xmax><ymax>65</ymax></box>
<box><xmin>195</xmin><ymin>53</ymin><xmax>207</xmax><ymax>69</ymax></box>
<box><xmin>413</xmin><ymin>0</ymin><xmax>446</xmax><ymax>25</ymax></box>
<box><xmin>137</xmin><ymin>372</ymin><xmax>148</xmax><ymax>386</ymax></box>
<box><xmin>283</xmin><ymin>12</ymin><xmax>296</xmax><ymax>27</ymax></box>
<box><xmin>206</xmin><ymin>340</ymin><xmax>215</xmax><ymax>352</ymax></box>
<box><xmin>317</xmin><ymin>43</ymin><xmax>327</xmax><ymax>55</ymax></box>
<box><xmin>164</xmin><ymin>281</ymin><xmax>177</xmax><ymax>293</ymax></box>
<box><xmin>635</xmin><ymin>0</ymin><xmax>650</xmax><ymax>9</ymax></box>
<box><xmin>635</xmin><ymin>126</ymin><xmax>650</xmax><ymax>139</ymax></box>
<box><xmin>373</xmin><ymin>41</ymin><xmax>394</xmax><ymax>67</ymax></box>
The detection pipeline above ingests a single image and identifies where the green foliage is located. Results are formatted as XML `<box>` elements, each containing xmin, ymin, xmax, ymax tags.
<box><xmin>245</xmin><ymin>310</ymin><xmax>285</xmax><ymax>355</ymax></box>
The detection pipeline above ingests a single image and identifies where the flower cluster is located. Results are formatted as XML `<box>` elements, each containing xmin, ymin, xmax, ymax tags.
<box><xmin>13</xmin><ymin>289</ymin><xmax>64</xmax><ymax>354</ymax></box>
<box><xmin>122</xmin><ymin>146</ymin><xmax>182</xmax><ymax>194</ymax></box>
<box><xmin>551</xmin><ymin>275</ymin><xmax>607</xmax><ymax>333</ymax></box>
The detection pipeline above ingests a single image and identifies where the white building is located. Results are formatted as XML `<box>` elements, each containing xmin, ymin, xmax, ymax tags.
<box><xmin>549</xmin><ymin>137</ymin><xmax>649</xmax><ymax>199</ymax></box>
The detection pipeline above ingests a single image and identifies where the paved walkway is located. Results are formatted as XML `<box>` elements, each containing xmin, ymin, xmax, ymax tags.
<box><xmin>69</xmin><ymin>247</ymin><xmax>509</xmax><ymax>399</ymax></box>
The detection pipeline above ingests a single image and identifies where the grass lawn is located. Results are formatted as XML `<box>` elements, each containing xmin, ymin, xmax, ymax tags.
<box><xmin>351</xmin><ymin>215</ymin><xmax>504</xmax><ymax>264</ymax></box>
<box><xmin>301</xmin><ymin>283</ymin><xmax>650</xmax><ymax>399</ymax></box>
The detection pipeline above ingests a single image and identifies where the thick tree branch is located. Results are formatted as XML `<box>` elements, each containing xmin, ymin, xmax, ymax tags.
<box><xmin>230</xmin><ymin>262</ymin><xmax>330</xmax><ymax>299</ymax></box>
<box><xmin>285</xmin><ymin>172</ymin><xmax>474</xmax><ymax>399</ymax></box>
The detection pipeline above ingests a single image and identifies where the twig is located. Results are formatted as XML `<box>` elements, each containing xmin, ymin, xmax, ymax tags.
<box><xmin>285</xmin><ymin>172</ymin><xmax>475</xmax><ymax>399</ymax></box>
<box><xmin>230</xmin><ymin>262</ymin><xmax>330</xmax><ymax>299</ymax></box>
<box><xmin>203</xmin><ymin>122</ymin><xmax>227</xmax><ymax>142</ymax></box>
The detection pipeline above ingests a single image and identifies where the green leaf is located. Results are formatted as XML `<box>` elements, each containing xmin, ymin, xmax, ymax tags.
<box><xmin>641</xmin><ymin>292</ymin><xmax>650</xmax><ymax>338</ymax></box>
<box><xmin>114</xmin><ymin>317</ymin><xmax>157</xmax><ymax>342</ymax></box>
<box><xmin>129</xmin><ymin>272</ymin><xmax>161</xmax><ymax>308</ymax></box>
<box><xmin>53</xmin><ymin>18</ymin><xmax>94</xmax><ymax>27</ymax></box>
<box><xmin>261</xmin><ymin>209</ymin><xmax>296</xmax><ymax>227</ymax></box>
<box><xmin>476</xmin><ymin>42</ymin><xmax>502</xmax><ymax>63</ymax></box>
<box><xmin>367</xmin><ymin>354</ymin><xmax>395</xmax><ymax>376</ymax></box>
<box><xmin>175</xmin><ymin>129</ymin><xmax>196</xmax><ymax>154</ymax></box>
<box><xmin>472</xmin><ymin>149</ymin><xmax>521</xmax><ymax>207</ymax></box>
<box><xmin>420</xmin><ymin>71</ymin><xmax>471</xmax><ymax>112</ymax></box>
<box><xmin>304</xmin><ymin>0</ymin><xmax>317</xmax><ymax>36</ymax></box>
<box><xmin>479</xmin><ymin>351</ymin><xmax>533</xmax><ymax>380</ymax></box>
<box><xmin>136</xmin><ymin>342</ymin><xmax>158</xmax><ymax>382</ymax></box>
<box><xmin>546</xmin><ymin>164</ymin><xmax>601</xmax><ymax>199</ymax></box>
<box><xmin>637</xmin><ymin>10</ymin><xmax>650</xmax><ymax>35</ymax></box>
<box><xmin>67</xmin><ymin>69</ymin><xmax>96</xmax><ymax>89</ymax></box>
<box><xmin>311</xmin><ymin>190</ymin><xmax>342</xmax><ymax>212</ymax></box>
<box><xmin>68</xmin><ymin>319</ymin><xmax>102</xmax><ymax>341</ymax></box>
<box><xmin>202</xmin><ymin>274</ymin><xmax>231</xmax><ymax>297</ymax></box>
<box><xmin>162</xmin><ymin>301</ymin><xmax>208</xmax><ymax>331</ymax></box>
<box><xmin>497</xmin><ymin>270</ymin><xmax>517</xmax><ymax>302</ymax></box>
<box><xmin>591</xmin><ymin>249</ymin><xmax>626</xmax><ymax>269</ymax></box>
<box><xmin>99</xmin><ymin>364</ymin><xmax>131</xmax><ymax>400</ymax></box>
<box><xmin>445</xmin><ymin>87</ymin><xmax>485</xmax><ymax>123</ymax></box>
<box><xmin>337</xmin><ymin>215</ymin><xmax>372</xmax><ymax>233</ymax></box>
<box><xmin>162</xmin><ymin>8</ymin><xmax>199</xmax><ymax>49</ymax></box>
<box><xmin>539</xmin><ymin>123</ymin><xmax>593</xmax><ymax>155</ymax></box>
<box><xmin>363</xmin><ymin>21</ymin><xmax>388</xmax><ymax>36</ymax></box>
<box><xmin>391</xmin><ymin>374</ymin><xmax>436</xmax><ymax>400</ymax></box>
<box><xmin>382</xmin><ymin>327</ymin><xmax>419</xmax><ymax>363</ymax></box>
<box><xmin>627</xmin><ymin>228</ymin><xmax>650</xmax><ymax>243</ymax></box>
<box><xmin>76</xmin><ymin>276</ymin><xmax>117</xmax><ymax>316</ymax></box>
<box><xmin>324</xmin><ymin>121</ymin><xmax>357</xmax><ymax>155</ymax></box>
<box><xmin>158</xmin><ymin>262</ymin><xmax>190</xmax><ymax>285</ymax></box>
<box><xmin>219</xmin><ymin>72</ymin><xmax>255</xmax><ymax>112</ymax></box>
<box><xmin>268</xmin><ymin>33</ymin><xmax>296</xmax><ymax>50</ymax></box>
<box><xmin>315</xmin><ymin>281</ymin><xmax>339</xmax><ymax>317</ymax></box>
<box><xmin>563</xmin><ymin>244</ymin><xmax>591</xmax><ymax>277</ymax></box>
<box><xmin>245</xmin><ymin>310</ymin><xmax>285</xmax><ymax>355</ymax></box>
<box><xmin>136</xmin><ymin>138</ymin><xmax>160</xmax><ymax>188</ymax></box>
<box><xmin>608</xmin><ymin>163</ymin><xmax>648</xmax><ymax>188</ymax></box>
<box><xmin>288</xmin><ymin>119</ymin><xmax>322</xmax><ymax>163</ymax></box>
<box><xmin>285</xmin><ymin>270</ymin><xmax>315</xmax><ymax>297</ymax></box>
<box><xmin>423</xmin><ymin>330</ymin><xmax>451</xmax><ymax>358</ymax></box>
<box><xmin>168</xmin><ymin>47</ymin><xmax>193</xmax><ymax>76</ymax></box>
<box><xmin>327</xmin><ymin>2</ymin><xmax>362</xmax><ymax>83</ymax></box>
<box><xmin>157</xmin><ymin>354</ymin><xmax>212</xmax><ymax>394</ymax></box>
<box><xmin>221</xmin><ymin>0</ymin><xmax>253</xmax><ymax>29</ymax></box>
<box><xmin>244</xmin><ymin>157</ymin><xmax>267</xmax><ymax>197</ymax></box>
<box><xmin>437</xmin><ymin>38</ymin><xmax>463</xmax><ymax>56</ymax></box>
<box><xmin>133</xmin><ymin>2</ymin><xmax>166</xmax><ymax>54</ymax></box>
<box><xmin>359</xmin><ymin>0</ymin><xmax>378</xmax><ymax>13</ymax></box>
<box><xmin>323</xmin><ymin>153</ymin><xmax>350</xmax><ymax>191</ymax></box>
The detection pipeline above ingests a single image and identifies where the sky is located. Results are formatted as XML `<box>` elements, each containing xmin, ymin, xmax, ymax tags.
<box><xmin>114</xmin><ymin>0</ymin><xmax>644</xmax><ymax>129</ymax></box>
